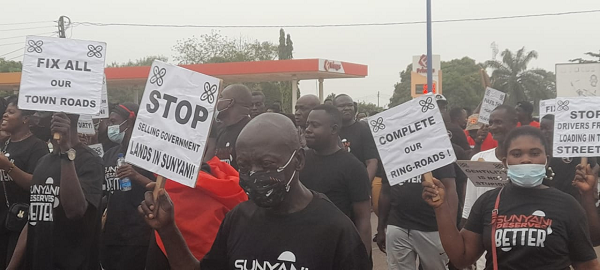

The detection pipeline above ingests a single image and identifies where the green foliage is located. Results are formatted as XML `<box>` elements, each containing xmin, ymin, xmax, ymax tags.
<box><xmin>485</xmin><ymin>47</ymin><xmax>556</xmax><ymax>106</ymax></box>
<box><xmin>0</xmin><ymin>58</ymin><xmax>22</xmax><ymax>72</ymax></box>
<box><xmin>357</xmin><ymin>101</ymin><xmax>384</xmax><ymax>116</ymax></box>
<box><xmin>570</xmin><ymin>50</ymin><xmax>600</xmax><ymax>63</ymax></box>
<box><xmin>107</xmin><ymin>55</ymin><xmax>168</xmax><ymax>67</ymax></box>
<box><xmin>389</xmin><ymin>64</ymin><xmax>414</xmax><ymax>107</ymax></box>
<box><xmin>440</xmin><ymin>57</ymin><xmax>485</xmax><ymax>110</ymax></box>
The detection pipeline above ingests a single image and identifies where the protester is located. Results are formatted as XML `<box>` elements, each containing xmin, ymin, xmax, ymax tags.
<box><xmin>333</xmin><ymin>94</ymin><xmax>378</xmax><ymax>182</ymax></box>
<box><xmin>294</xmin><ymin>95</ymin><xmax>321</xmax><ymax>149</ymax></box>
<box><xmin>146</xmin><ymin>158</ymin><xmax>247</xmax><ymax>270</ymax></box>
<box><xmin>539</xmin><ymin>114</ymin><xmax>598</xmax><ymax>200</ymax></box>
<box><xmin>377</xmin><ymin>162</ymin><xmax>457</xmax><ymax>270</ymax></box>
<box><xmin>357</xmin><ymin>112</ymin><xmax>367</xmax><ymax>121</ymax></box>
<box><xmin>464</xmin><ymin>114</ymin><xmax>497</xmax><ymax>152</ymax></box>
<box><xmin>139</xmin><ymin>113</ymin><xmax>370</xmax><ymax>269</ymax></box>
<box><xmin>100</xmin><ymin>103</ymin><xmax>155</xmax><ymax>270</ymax></box>
<box><xmin>0</xmin><ymin>97</ymin><xmax>48</xmax><ymax>268</ymax></box>
<box><xmin>439</xmin><ymin>97</ymin><xmax>471</xmax><ymax>152</ymax></box>
<box><xmin>460</xmin><ymin>105</ymin><xmax>519</xmax><ymax>269</ymax></box>
<box><xmin>324</xmin><ymin>98</ymin><xmax>333</xmax><ymax>105</ymax></box>
<box><xmin>8</xmin><ymin>113</ymin><xmax>104</xmax><ymax>270</ymax></box>
<box><xmin>29</xmin><ymin>111</ymin><xmax>52</xmax><ymax>144</ymax></box>
<box><xmin>515</xmin><ymin>101</ymin><xmax>540</xmax><ymax>128</ymax></box>
<box><xmin>435</xmin><ymin>94</ymin><xmax>449</xmax><ymax>114</ymax></box>
<box><xmin>449</xmin><ymin>107</ymin><xmax>468</xmax><ymax>130</ymax></box>
<box><xmin>207</xmin><ymin>84</ymin><xmax>252</xmax><ymax>170</ymax></box>
<box><xmin>573</xmin><ymin>161</ymin><xmax>600</xmax><ymax>246</ymax></box>
<box><xmin>250</xmin><ymin>91</ymin><xmax>267</xmax><ymax>119</ymax></box>
<box><xmin>424</xmin><ymin>126</ymin><xmax>600</xmax><ymax>269</ymax></box>
<box><xmin>300</xmin><ymin>104</ymin><xmax>372</xmax><ymax>254</ymax></box>
<box><xmin>97</xmin><ymin>118</ymin><xmax>118</xmax><ymax>151</ymax></box>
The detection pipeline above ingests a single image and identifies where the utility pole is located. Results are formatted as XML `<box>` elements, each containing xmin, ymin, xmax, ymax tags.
<box><xmin>377</xmin><ymin>91</ymin><xmax>380</xmax><ymax>107</ymax></box>
<box><xmin>426</xmin><ymin>0</ymin><xmax>433</xmax><ymax>94</ymax></box>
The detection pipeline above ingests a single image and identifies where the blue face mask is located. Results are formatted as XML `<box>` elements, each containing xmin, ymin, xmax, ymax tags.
<box><xmin>107</xmin><ymin>121</ymin><xmax>127</xmax><ymax>144</ymax></box>
<box><xmin>507</xmin><ymin>163</ymin><xmax>546</xmax><ymax>188</ymax></box>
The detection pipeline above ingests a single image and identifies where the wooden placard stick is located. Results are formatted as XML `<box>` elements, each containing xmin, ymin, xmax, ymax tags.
<box><xmin>581</xmin><ymin>157</ymin><xmax>588</xmax><ymax>167</ymax></box>
<box><xmin>423</xmin><ymin>172</ymin><xmax>440</xmax><ymax>202</ymax></box>
<box><xmin>153</xmin><ymin>175</ymin><xmax>166</xmax><ymax>201</ymax></box>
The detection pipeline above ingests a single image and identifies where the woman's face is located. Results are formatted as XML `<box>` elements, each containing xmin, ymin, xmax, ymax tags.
<box><xmin>504</xmin><ymin>135</ymin><xmax>547</xmax><ymax>166</ymax></box>
<box><xmin>1</xmin><ymin>103</ymin><xmax>25</xmax><ymax>133</ymax></box>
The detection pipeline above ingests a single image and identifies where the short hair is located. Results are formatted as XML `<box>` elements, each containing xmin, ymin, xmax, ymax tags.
<box><xmin>333</xmin><ymin>94</ymin><xmax>351</xmax><ymax>103</ymax></box>
<box><xmin>324</xmin><ymin>98</ymin><xmax>333</xmax><ymax>103</ymax></box>
<box><xmin>312</xmin><ymin>104</ymin><xmax>342</xmax><ymax>126</ymax></box>
<box><xmin>269</xmin><ymin>104</ymin><xmax>281</xmax><ymax>113</ymax></box>
<box><xmin>502</xmin><ymin>126</ymin><xmax>549</xmax><ymax>157</ymax></box>
<box><xmin>6</xmin><ymin>95</ymin><xmax>34</xmax><ymax>116</ymax></box>
<box><xmin>516</xmin><ymin>101</ymin><xmax>534</xmax><ymax>114</ymax></box>
<box><xmin>449</xmin><ymin>107</ymin><xmax>465</xmax><ymax>120</ymax></box>
<box><xmin>542</xmin><ymin>114</ymin><xmax>554</xmax><ymax>121</ymax></box>
<box><xmin>251</xmin><ymin>91</ymin><xmax>265</xmax><ymax>99</ymax></box>
<box><xmin>492</xmin><ymin>105</ymin><xmax>518</xmax><ymax>125</ymax></box>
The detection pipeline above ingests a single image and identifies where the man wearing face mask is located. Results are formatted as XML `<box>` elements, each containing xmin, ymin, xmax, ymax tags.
<box><xmin>205</xmin><ymin>84</ymin><xmax>252</xmax><ymax>170</ymax></box>
<box><xmin>139</xmin><ymin>113</ymin><xmax>370</xmax><ymax>270</ymax></box>
<box><xmin>100</xmin><ymin>103</ymin><xmax>156</xmax><ymax>270</ymax></box>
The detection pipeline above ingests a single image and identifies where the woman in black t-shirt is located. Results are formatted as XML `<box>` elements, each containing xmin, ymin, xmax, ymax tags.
<box><xmin>423</xmin><ymin>126</ymin><xmax>599</xmax><ymax>270</ymax></box>
<box><xmin>0</xmin><ymin>96</ymin><xmax>49</xmax><ymax>268</ymax></box>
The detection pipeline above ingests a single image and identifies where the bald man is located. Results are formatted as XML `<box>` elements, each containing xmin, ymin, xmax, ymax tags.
<box><xmin>294</xmin><ymin>95</ymin><xmax>321</xmax><ymax>148</ymax></box>
<box><xmin>140</xmin><ymin>113</ymin><xmax>370</xmax><ymax>270</ymax></box>
<box><xmin>205</xmin><ymin>84</ymin><xmax>252</xmax><ymax>170</ymax></box>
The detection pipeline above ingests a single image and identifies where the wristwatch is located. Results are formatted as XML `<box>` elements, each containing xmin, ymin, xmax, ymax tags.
<box><xmin>59</xmin><ymin>148</ymin><xmax>76</xmax><ymax>161</ymax></box>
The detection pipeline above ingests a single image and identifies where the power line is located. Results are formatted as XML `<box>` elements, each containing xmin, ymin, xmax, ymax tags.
<box><xmin>0</xmin><ymin>47</ymin><xmax>24</xmax><ymax>58</ymax></box>
<box><xmin>0</xmin><ymin>25</ymin><xmax>55</xmax><ymax>32</ymax></box>
<box><xmin>6</xmin><ymin>54</ymin><xmax>23</xmax><ymax>61</ymax></box>
<box><xmin>0</xmin><ymin>31</ymin><xmax>56</xmax><ymax>41</ymax></box>
<box><xmin>0</xmin><ymin>20</ymin><xmax>54</xmax><ymax>26</ymax></box>
<box><xmin>72</xmin><ymin>9</ymin><xmax>600</xmax><ymax>29</ymax></box>
<box><xmin>0</xmin><ymin>42</ymin><xmax>23</xmax><ymax>47</ymax></box>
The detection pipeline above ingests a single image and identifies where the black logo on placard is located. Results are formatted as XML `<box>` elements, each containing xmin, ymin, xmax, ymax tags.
<box><xmin>370</xmin><ymin>117</ymin><xmax>385</xmax><ymax>132</ymax></box>
<box><xmin>87</xmin><ymin>45</ymin><xmax>103</xmax><ymax>58</ymax></box>
<box><xmin>419</xmin><ymin>97</ymin><xmax>435</xmax><ymax>113</ymax></box>
<box><xmin>149</xmin><ymin>66</ymin><xmax>167</xmax><ymax>86</ymax></box>
<box><xmin>27</xmin><ymin>40</ymin><xmax>43</xmax><ymax>53</ymax></box>
<box><xmin>557</xmin><ymin>100</ymin><xmax>570</xmax><ymax>111</ymax></box>
<box><xmin>200</xmin><ymin>82</ymin><xmax>218</xmax><ymax>104</ymax></box>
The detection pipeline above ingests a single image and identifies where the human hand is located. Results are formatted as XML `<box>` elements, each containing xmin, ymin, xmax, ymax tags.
<box><xmin>138</xmin><ymin>182</ymin><xmax>175</xmax><ymax>231</ymax></box>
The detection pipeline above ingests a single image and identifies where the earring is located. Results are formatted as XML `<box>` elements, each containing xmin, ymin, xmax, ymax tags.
<box><xmin>546</xmin><ymin>167</ymin><xmax>555</xmax><ymax>181</ymax></box>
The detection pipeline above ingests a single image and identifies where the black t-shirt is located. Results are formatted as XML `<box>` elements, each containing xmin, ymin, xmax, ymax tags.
<box><xmin>385</xmin><ymin>163</ymin><xmax>456</xmax><ymax>231</ymax></box>
<box><xmin>0</xmin><ymin>136</ymin><xmax>49</xmax><ymax>234</ymax></box>
<box><xmin>339</xmin><ymin>121</ymin><xmax>378</xmax><ymax>165</ymax></box>
<box><xmin>464</xmin><ymin>184</ymin><xmax>596</xmax><ymax>270</ymax></box>
<box><xmin>452</xmin><ymin>144</ymin><xmax>469</xmax><ymax>220</ymax></box>
<box><xmin>446</xmin><ymin>123</ymin><xmax>471</xmax><ymax>151</ymax></box>
<box><xmin>200</xmin><ymin>192</ymin><xmax>370</xmax><ymax>270</ymax></box>
<box><xmin>543</xmin><ymin>157</ymin><xmax>597</xmax><ymax>201</ymax></box>
<box><xmin>300</xmin><ymin>149</ymin><xmax>371</xmax><ymax>217</ymax></box>
<box><xmin>25</xmin><ymin>143</ymin><xmax>104</xmax><ymax>270</ymax></box>
<box><xmin>101</xmin><ymin>146</ymin><xmax>155</xmax><ymax>246</ymax></box>
<box><xmin>214</xmin><ymin>117</ymin><xmax>251</xmax><ymax>170</ymax></box>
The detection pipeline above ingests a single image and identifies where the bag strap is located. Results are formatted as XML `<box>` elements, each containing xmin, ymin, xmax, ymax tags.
<box><xmin>1</xmin><ymin>139</ymin><xmax>11</xmax><ymax>207</ymax></box>
<box><xmin>491</xmin><ymin>187</ymin><xmax>504</xmax><ymax>270</ymax></box>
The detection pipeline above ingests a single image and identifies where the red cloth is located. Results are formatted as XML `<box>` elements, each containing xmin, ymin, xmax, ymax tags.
<box><xmin>517</xmin><ymin>121</ymin><xmax>540</xmax><ymax>128</ymax></box>
<box><xmin>155</xmin><ymin>157</ymin><xmax>247</xmax><ymax>260</ymax></box>
<box><xmin>465</xmin><ymin>130</ymin><xmax>498</xmax><ymax>152</ymax></box>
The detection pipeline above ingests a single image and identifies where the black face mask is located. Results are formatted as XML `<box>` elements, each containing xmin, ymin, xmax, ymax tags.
<box><xmin>239</xmin><ymin>150</ymin><xmax>297</xmax><ymax>208</ymax></box>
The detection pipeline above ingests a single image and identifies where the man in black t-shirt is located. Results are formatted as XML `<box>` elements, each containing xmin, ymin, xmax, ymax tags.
<box><xmin>294</xmin><ymin>95</ymin><xmax>320</xmax><ymax>149</ymax></box>
<box><xmin>300</xmin><ymin>104</ymin><xmax>372</xmax><ymax>254</ymax></box>
<box><xmin>100</xmin><ymin>103</ymin><xmax>156</xmax><ymax>270</ymax></box>
<box><xmin>139</xmin><ymin>113</ymin><xmax>370</xmax><ymax>270</ymax></box>
<box><xmin>205</xmin><ymin>84</ymin><xmax>253</xmax><ymax>170</ymax></box>
<box><xmin>8</xmin><ymin>113</ymin><xmax>103</xmax><ymax>270</ymax></box>
<box><xmin>377</xmin><ymin>164</ymin><xmax>458</xmax><ymax>270</ymax></box>
<box><xmin>333</xmin><ymin>94</ymin><xmax>378</xmax><ymax>183</ymax></box>
<box><xmin>250</xmin><ymin>91</ymin><xmax>266</xmax><ymax>119</ymax></box>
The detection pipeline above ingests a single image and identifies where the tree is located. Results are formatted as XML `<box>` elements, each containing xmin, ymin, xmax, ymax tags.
<box><xmin>485</xmin><ymin>47</ymin><xmax>556</xmax><ymax>106</ymax></box>
<box><xmin>0</xmin><ymin>58</ymin><xmax>22</xmax><ymax>72</ymax></box>
<box><xmin>357</xmin><ymin>101</ymin><xmax>384</xmax><ymax>116</ymax></box>
<box><xmin>570</xmin><ymin>50</ymin><xmax>600</xmax><ymax>63</ymax></box>
<box><xmin>388</xmin><ymin>64</ymin><xmax>413</xmax><ymax>107</ymax></box>
<box><xmin>107</xmin><ymin>55</ymin><xmax>168</xmax><ymax>67</ymax></box>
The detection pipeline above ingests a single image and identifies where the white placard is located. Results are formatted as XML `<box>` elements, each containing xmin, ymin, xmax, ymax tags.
<box><xmin>18</xmin><ymin>36</ymin><xmax>106</xmax><ymax>114</ymax></box>
<box><xmin>88</xmin><ymin>143</ymin><xmax>104</xmax><ymax>157</ymax></box>
<box><xmin>77</xmin><ymin>115</ymin><xmax>95</xmax><ymax>135</ymax></box>
<box><xmin>125</xmin><ymin>61</ymin><xmax>219</xmax><ymax>187</ymax></box>
<box><xmin>369</xmin><ymin>94</ymin><xmax>456</xmax><ymax>185</ymax></box>
<box><xmin>553</xmin><ymin>97</ymin><xmax>600</xmax><ymax>157</ymax></box>
<box><xmin>457</xmin><ymin>160</ymin><xmax>508</xmax><ymax>188</ymax></box>
<box><xmin>556</xmin><ymin>63</ymin><xmax>600</xmax><ymax>97</ymax></box>
<box><xmin>539</xmin><ymin>99</ymin><xmax>555</xmax><ymax>120</ymax></box>
<box><xmin>478</xmin><ymin>87</ymin><xmax>506</xmax><ymax>125</ymax></box>
<box><xmin>92</xmin><ymin>76</ymin><xmax>109</xmax><ymax>119</ymax></box>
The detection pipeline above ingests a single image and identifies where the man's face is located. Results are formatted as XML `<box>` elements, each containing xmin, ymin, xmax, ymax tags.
<box><xmin>294</xmin><ymin>101</ymin><xmax>313</xmax><ymax>128</ymax></box>
<box><xmin>488</xmin><ymin>109</ymin><xmax>516</xmax><ymax>144</ymax></box>
<box><xmin>305</xmin><ymin>110</ymin><xmax>336</xmax><ymax>150</ymax></box>
<box><xmin>437</xmin><ymin>102</ymin><xmax>448</xmax><ymax>114</ymax></box>
<box><xmin>334</xmin><ymin>96</ymin><xmax>355</xmax><ymax>122</ymax></box>
<box><xmin>250</xmin><ymin>95</ymin><xmax>266</xmax><ymax>119</ymax></box>
<box><xmin>357</xmin><ymin>113</ymin><xmax>367</xmax><ymax>121</ymax></box>
<box><xmin>515</xmin><ymin>105</ymin><xmax>528</xmax><ymax>120</ymax></box>
<box><xmin>458</xmin><ymin>109</ymin><xmax>468</xmax><ymax>129</ymax></box>
<box><xmin>540</xmin><ymin>118</ymin><xmax>554</xmax><ymax>145</ymax></box>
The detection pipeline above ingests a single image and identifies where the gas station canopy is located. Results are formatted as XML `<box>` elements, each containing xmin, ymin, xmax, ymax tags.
<box><xmin>0</xmin><ymin>58</ymin><xmax>368</xmax><ymax>105</ymax></box>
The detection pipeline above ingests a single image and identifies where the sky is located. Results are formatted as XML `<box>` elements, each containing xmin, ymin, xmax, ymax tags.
<box><xmin>2</xmin><ymin>0</ymin><xmax>599</xmax><ymax>107</ymax></box>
